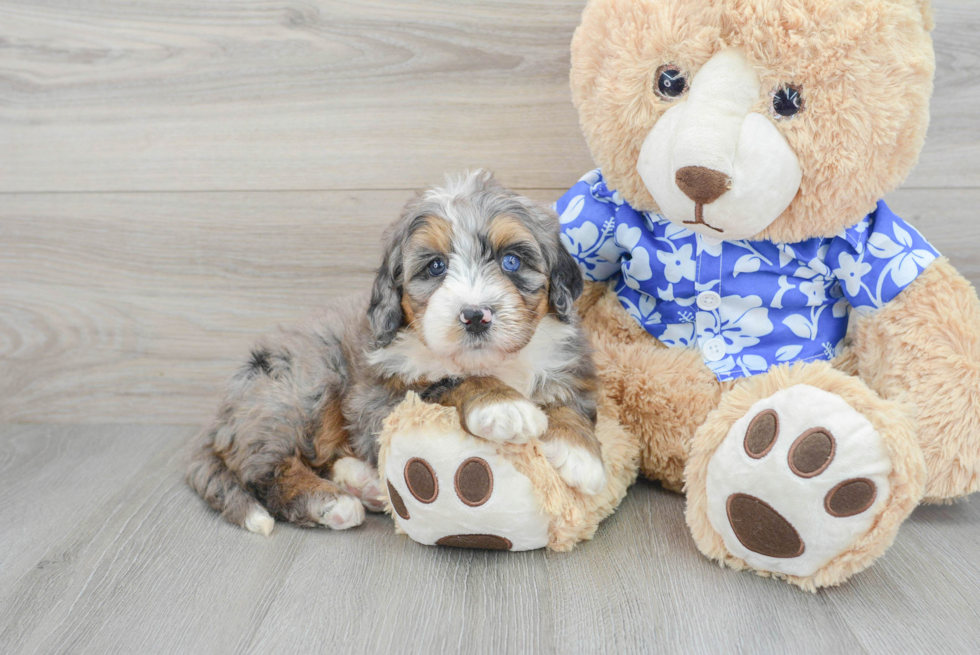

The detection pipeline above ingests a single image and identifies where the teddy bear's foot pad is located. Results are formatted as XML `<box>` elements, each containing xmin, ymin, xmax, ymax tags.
<box><xmin>706</xmin><ymin>385</ymin><xmax>892</xmax><ymax>577</ymax></box>
<box><xmin>384</xmin><ymin>423</ymin><xmax>550</xmax><ymax>552</ymax></box>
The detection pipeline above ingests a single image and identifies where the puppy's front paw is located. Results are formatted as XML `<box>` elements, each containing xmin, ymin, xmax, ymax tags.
<box><xmin>541</xmin><ymin>440</ymin><xmax>606</xmax><ymax>495</ymax></box>
<box><xmin>466</xmin><ymin>399</ymin><xmax>548</xmax><ymax>444</ymax></box>
<box><xmin>331</xmin><ymin>456</ymin><xmax>385</xmax><ymax>512</ymax></box>
<box><xmin>314</xmin><ymin>494</ymin><xmax>366</xmax><ymax>530</ymax></box>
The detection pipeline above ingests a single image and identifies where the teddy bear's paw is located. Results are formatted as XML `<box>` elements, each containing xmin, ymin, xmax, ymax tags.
<box><xmin>541</xmin><ymin>439</ymin><xmax>606</xmax><ymax>495</ymax></box>
<box><xmin>465</xmin><ymin>399</ymin><xmax>548</xmax><ymax>444</ymax></box>
<box><xmin>705</xmin><ymin>385</ymin><xmax>892</xmax><ymax>578</ymax></box>
<box><xmin>330</xmin><ymin>456</ymin><xmax>385</xmax><ymax>512</ymax></box>
<box><xmin>384</xmin><ymin>423</ymin><xmax>550</xmax><ymax>551</ymax></box>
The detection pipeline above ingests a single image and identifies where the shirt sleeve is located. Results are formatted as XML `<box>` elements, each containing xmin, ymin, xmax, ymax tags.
<box><xmin>554</xmin><ymin>170</ymin><xmax>629</xmax><ymax>282</ymax></box>
<box><xmin>827</xmin><ymin>200</ymin><xmax>939</xmax><ymax>314</ymax></box>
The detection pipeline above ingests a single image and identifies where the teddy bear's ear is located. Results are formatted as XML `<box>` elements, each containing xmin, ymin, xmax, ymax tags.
<box><xmin>915</xmin><ymin>0</ymin><xmax>935</xmax><ymax>31</ymax></box>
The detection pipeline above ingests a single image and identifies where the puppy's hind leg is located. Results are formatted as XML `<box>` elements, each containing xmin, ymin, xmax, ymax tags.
<box><xmin>187</xmin><ymin>443</ymin><xmax>275</xmax><ymax>536</ymax></box>
<box><xmin>266</xmin><ymin>456</ymin><xmax>365</xmax><ymax>530</ymax></box>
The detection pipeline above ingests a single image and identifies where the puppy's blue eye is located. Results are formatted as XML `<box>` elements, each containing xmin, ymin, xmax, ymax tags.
<box><xmin>427</xmin><ymin>259</ymin><xmax>447</xmax><ymax>276</ymax></box>
<box><xmin>501</xmin><ymin>254</ymin><xmax>521</xmax><ymax>272</ymax></box>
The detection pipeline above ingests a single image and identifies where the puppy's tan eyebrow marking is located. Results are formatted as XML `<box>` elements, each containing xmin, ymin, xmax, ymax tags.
<box><xmin>408</xmin><ymin>215</ymin><xmax>453</xmax><ymax>255</ymax></box>
<box><xmin>487</xmin><ymin>214</ymin><xmax>535</xmax><ymax>253</ymax></box>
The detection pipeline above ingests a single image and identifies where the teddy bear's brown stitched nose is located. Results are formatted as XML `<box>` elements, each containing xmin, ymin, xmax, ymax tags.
<box><xmin>675</xmin><ymin>166</ymin><xmax>731</xmax><ymax>205</ymax></box>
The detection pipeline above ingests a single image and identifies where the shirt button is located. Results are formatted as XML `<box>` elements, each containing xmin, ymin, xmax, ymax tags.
<box><xmin>701</xmin><ymin>337</ymin><xmax>727</xmax><ymax>362</ymax></box>
<box><xmin>697</xmin><ymin>291</ymin><xmax>721</xmax><ymax>311</ymax></box>
<box><xmin>700</xmin><ymin>235</ymin><xmax>723</xmax><ymax>247</ymax></box>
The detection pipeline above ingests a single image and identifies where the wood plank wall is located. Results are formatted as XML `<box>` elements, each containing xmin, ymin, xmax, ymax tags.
<box><xmin>2</xmin><ymin>0</ymin><xmax>978</xmax><ymax>424</ymax></box>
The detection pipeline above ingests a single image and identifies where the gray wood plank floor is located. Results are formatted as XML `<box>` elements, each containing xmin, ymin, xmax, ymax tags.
<box><xmin>1</xmin><ymin>424</ymin><xmax>978</xmax><ymax>655</ymax></box>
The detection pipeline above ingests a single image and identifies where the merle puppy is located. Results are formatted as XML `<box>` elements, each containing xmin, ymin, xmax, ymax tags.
<box><xmin>187</xmin><ymin>171</ymin><xmax>605</xmax><ymax>535</ymax></box>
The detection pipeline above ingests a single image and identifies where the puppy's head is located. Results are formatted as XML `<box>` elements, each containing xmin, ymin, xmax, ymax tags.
<box><xmin>368</xmin><ymin>170</ymin><xmax>582</xmax><ymax>368</ymax></box>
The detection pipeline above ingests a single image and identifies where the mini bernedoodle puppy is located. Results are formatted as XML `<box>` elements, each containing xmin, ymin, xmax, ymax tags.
<box><xmin>187</xmin><ymin>170</ymin><xmax>605</xmax><ymax>535</ymax></box>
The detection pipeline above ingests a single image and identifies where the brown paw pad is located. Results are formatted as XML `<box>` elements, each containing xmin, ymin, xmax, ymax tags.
<box><xmin>387</xmin><ymin>480</ymin><xmax>409</xmax><ymax>519</ymax></box>
<box><xmin>405</xmin><ymin>458</ymin><xmax>438</xmax><ymax>503</ymax></box>
<box><xmin>436</xmin><ymin>534</ymin><xmax>513</xmax><ymax>550</ymax></box>
<box><xmin>788</xmin><ymin>428</ymin><xmax>835</xmax><ymax>478</ymax></box>
<box><xmin>744</xmin><ymin>409</ymin><xmax>779</xmax><ymax>459</ymax></box>
<box><xmin>726</xmin><ymin>493</ymin><xmax>805</xmax><ymax>558</ymax></box>
<box><xmin>825</xmin><ymin>478</ymin><xmax>877</xmax><ymax>517</ymax></box>
<box><xmin>455</xmin><ymin>457</ymin><xmax>493</xmax><ymax>507</ymax></box>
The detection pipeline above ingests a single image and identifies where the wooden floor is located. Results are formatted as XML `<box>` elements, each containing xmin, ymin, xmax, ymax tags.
<box><xmin>3</xmin><ymin>0</ymin><xmax>980</xmax><ymax>653</ymax></box>
<box><xmin>1</xmin><ymin>424</ymin><xmax>979</xmax><ymax>655</ymax></box>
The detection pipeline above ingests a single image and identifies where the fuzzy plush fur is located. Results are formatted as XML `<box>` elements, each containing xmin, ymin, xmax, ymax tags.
<box><xmin>378</xmin><ymin>390</ymin><xmax>640</xmax><ymax>552</ymax></box>
<box><xmin>565</xmin><ymin>0</ymin><xmax>980</xmax><ymax>589</ymax></box>
<box><xmin>571</xmin><ymin>0</ymin><xmax>935</xmax><ymax>242</ymax></box>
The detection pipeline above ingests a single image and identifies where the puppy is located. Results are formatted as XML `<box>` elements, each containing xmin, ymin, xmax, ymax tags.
<box><xmin>187</xmin><ymin>170</ymin><xmax>605</xmax><ymax>535</ymax></box>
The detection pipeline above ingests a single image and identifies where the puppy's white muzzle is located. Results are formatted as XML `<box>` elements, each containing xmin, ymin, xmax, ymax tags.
<box><xmin>637</xmin><ymin>48</ymin><xmax>802</xmax><ymax>241</ymax></box>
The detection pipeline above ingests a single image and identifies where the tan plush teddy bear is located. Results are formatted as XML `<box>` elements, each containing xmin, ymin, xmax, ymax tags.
<box><xmin>555</xmin><ymin>0</ymin><xmax>980</xmax><ymax>590</ymax></box>
<box><xmin>380</xmin><ymin>0</ymin><xmax>980</xmax><ymax>591</ymax></box>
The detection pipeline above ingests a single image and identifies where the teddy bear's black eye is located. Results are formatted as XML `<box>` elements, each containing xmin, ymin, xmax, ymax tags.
<box><xmin>772</xmin><ymin>85</ymin><xmax>803</xmax><ymax>117</ymax></box>
<box><xmin>655</xmin><ymin>65</ymin><xmax>687</xmax><ymax>99</ymax></box>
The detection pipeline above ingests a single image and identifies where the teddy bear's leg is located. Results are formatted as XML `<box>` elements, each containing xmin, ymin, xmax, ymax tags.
<box><xmin>577</xmin><ymin>282</ymin><xmax>726</xmax><ymax>491</ymax></box>
<box><xmin>684</xmin><ymin>361</ymin><xmax>926</xmax><ymax>591</ymax></box>
<box><xmin>849</xmin><ymin>258</ymin><xmax>980</xmax><ymax>503</ymax></box>
<box><xmin>377</xmin><ymin>394</ymin><xmax>552</xmax><ymax>551</ymax></box>
<box><xmin>376</xmin><ymin>391</ymin><xmax>640</xmax><ymax>552</ymax></box>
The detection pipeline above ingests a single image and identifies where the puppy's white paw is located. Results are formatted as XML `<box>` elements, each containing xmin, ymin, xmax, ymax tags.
<box><xmin>331</xmin><ymin>457</ymin><xmax>385</xmax><ymax>512</ymax></box>
<box><xmin>542</xmin><ymin>440</ymin><xmax>606</xmax><ymax>495</ymax></box>
<box><xmin>466</xmin><ymin>399</ymin><xmax>548</xmax><ymax>444</ymax></box>
<box><xmin>315</xmin><ymin>494</ymin><xmax>366</xmax><ymax>530</ymax></box>
<box><xmin>244</xmin><ymin>505</ymin><xmax>275</xmax><ymax>537</ymax></box>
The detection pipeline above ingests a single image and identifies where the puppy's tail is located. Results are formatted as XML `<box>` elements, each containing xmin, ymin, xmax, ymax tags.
<box><xmin>186</xmin><ymin>440</ymin><xmax>275</xmax><ymax>537</ymax></box>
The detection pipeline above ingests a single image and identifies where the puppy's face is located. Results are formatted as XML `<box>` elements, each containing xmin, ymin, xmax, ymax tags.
<box><xmin>369</xmin><ymin>171</ymin><xmax>583</xmax><ymax>370</ymax></box>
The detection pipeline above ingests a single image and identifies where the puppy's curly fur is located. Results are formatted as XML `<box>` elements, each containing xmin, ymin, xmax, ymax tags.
<box><xmin>187</xmin><ymin>171</ymin><xmax>604</xmax><ymax>534</ymax></box>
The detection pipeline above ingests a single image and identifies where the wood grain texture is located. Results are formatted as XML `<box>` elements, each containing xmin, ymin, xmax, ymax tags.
<box><xmin>1</xmin><ymin>424</ymin><xmax>978</xmax><ymax>654</ymax></box>
<box><xmin>0</xmin><ymin>0</ymin><xmax>593</xmax><ymax>193</ymax></box>
<box><xmin>0</xmin><ymin>0</ymin><xmax>978</xmax><ymax>192</ymax></box>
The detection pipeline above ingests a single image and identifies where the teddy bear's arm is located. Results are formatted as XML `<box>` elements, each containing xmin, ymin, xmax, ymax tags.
<box><xmin>851</xmin><ymin>257</ymin><xmax>980</xmax><ymax>501</ymax></box>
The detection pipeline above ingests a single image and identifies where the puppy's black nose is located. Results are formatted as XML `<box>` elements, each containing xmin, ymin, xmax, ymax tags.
<box><xmin>459</xmin><ymin>306</ymin><xmax>493</xmax><ymax>334</ymax></box>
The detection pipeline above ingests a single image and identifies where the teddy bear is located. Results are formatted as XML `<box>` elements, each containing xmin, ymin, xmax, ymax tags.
<box><xmin>379</xmin><ymin>0</ymin><xmax>980</xmax><ymax>590</ymax></box>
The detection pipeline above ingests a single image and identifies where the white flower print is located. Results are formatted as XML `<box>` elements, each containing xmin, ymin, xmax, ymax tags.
<box><xmin>621</xmin><ymin>293</ymin><xmax>662</xmax><ymax>327</ymax></box>
<box><xmin>696</xmin><ymin>233</ymin><xmax>723</xmax><ymax>258</ymax></box>
<box><xmin>559</xmin><ymin>195</ymin><xmax>586</xmax><ymax>224</ymax></box>
<box><xmin>659</xmin><ymin>322</ymin><xmax>695</xmax><ymax>347</ymax></box>
<box><xmin>656</xmin><ymin>243</ymin><xmax>696</xmax><ymax>283</ymax></box>
<box><xmin>833</xmin><ymin>251</ymin><xmax>873</xmax><ymax>297</ymax></box>
<box><xmin>771</xmin><ymin>275</ymin><xmax>795</xmax><ymax>309</ymax></box>
<box><xmin>699</xmin><ymin>294</ymin><xmax>774</xmax><ymax>355</ymax></box>
<box><xmin>799</xmin><ymin>279</ymin><xmax>828</xmax><ymax>306</ymax></box>
<box><xmin>870</xmin><ymin>223</ymin><xmax>936</xmax><ymax>288</ymax></box>
<box><xmin>615</xmin><ymin>223</ymin><xmax>653</xmax><ymax>289</ymax></box>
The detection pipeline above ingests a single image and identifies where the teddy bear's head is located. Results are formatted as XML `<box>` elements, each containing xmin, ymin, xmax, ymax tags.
<box><xmin>570</xmin><ymin>0</ymin><xmax>934</xmax><ymax>242</ymax></box>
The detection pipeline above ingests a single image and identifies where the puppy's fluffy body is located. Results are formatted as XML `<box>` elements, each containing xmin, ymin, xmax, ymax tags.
<box><xmin>188</xmin><ymin>171</ymin><xmax>603</xmax><ymax>534</ymax></box>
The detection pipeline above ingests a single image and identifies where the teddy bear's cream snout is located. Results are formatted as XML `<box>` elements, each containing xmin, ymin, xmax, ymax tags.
<box><xmin>637</xmin><ymin>47</ymin><xmax>803</xmax><ymax>240</ymax></box>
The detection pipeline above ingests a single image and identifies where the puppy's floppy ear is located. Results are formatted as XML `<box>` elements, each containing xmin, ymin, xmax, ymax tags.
<box><xmin>368</xmin><ymin>236</ymin><xmax>404</xmax><ymax>348</ymax></box>
<box><xmin>548</xmin><ymin>238</ymin><xmax>584</xmax><ymax>321</ymax></box>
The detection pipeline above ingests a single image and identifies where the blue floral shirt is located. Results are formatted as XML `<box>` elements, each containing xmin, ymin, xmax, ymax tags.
<box><xmin>557</xmin><ymin>170</ymin><xmax>939</xmax><ymax>381</ymax></box>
